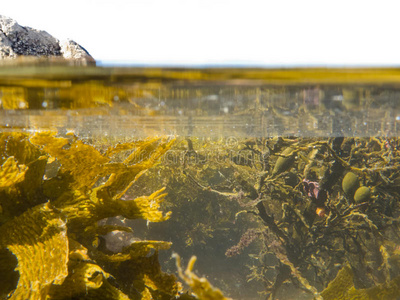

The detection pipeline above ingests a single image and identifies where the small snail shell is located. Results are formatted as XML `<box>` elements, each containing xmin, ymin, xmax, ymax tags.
<box><xmin>316</xmin><ymin>207</ymin><xmax>326</xmax><ymax>217</ymax></box>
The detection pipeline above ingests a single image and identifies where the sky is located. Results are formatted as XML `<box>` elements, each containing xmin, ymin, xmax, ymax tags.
<box><xmin>2</xmin><ymin>0</ymin><xmax>400</xmax><ymax>66</ymax></box>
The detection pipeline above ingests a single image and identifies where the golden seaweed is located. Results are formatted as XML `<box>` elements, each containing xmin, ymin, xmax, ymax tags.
<box><xmin>174</xmin><ymin>254</ymin><xmax>232</xmax><ymax>300</ymax></box>
<box><xmin>93</xmin><ymin>240</ymin><xmax>172</xmax><ymax>262</ymax></box>
<box><xmin>321</xmin><ymin>264</ymin><xmax>400</xmax><ymax>300</ymax></box>
<box><xmin>0</xmin><ymin>202</ymin><xmax>68</xmax><ymax>300</ymax></box>
<box><xmin>0</xmin><ymin>133</ymin><xmax>48</xmax><ymax>225</ymax></box>
<box><xmin>30</xmin><ymin>132</ymin><xmax>109</xmax><ymax>189</ymax></box>
<box><xmin>0</xmin><ymin>156</ymin><xmax>27</xmax><ymax>189</ymax></box>
<box><xmin>0</xmin><ymin>81</ymin><xmax>127</xmax><ymax>110</ymax></box>
<box><xmin>49</xmin><ymin>261</ymin><xmax>130</xmax><ymax>300</ymax></box>
<box><xmin>131</xmin><ymin>252</ymin><xmax>180</xmax><ymax>300</ymax></box>
<box><xmin>100</xmin><ymin>249</ymin><xmax>181</xmax><ymax>300</ymax></box>
<box><xmin>1</xmin><ymin>122</ymin><xmax>399</xmax><ymax>299</ymax></box>
<box><xmin>0</xmin><ymin>131</ymin><xmax>180</xmax><ymax>300</ymax></box>
<box><xmin>0</xmin><ymin>86</ymin><xmax>28</xmax><ymax>109</ymax></box>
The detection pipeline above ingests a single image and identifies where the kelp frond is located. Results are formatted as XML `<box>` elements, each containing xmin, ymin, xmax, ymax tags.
<box><xmin>173</xmin><ymin>253</ymin><xmax>232</xmax><ymax>300</ymax></box>
<box><xmin>49</xmin><ymin>262</ymin><xmax>130</xmax><ymax>300</ymax></box>
<box><xmin>0</xmin><ymin>202</ymin><xmax>68</xmax><ymax>300</ymax></box>
<box><xmin>0</xmin><ymin>156</ymin><xmax>27</xmax><ymax>189</ymax></box>
<box><xmin>0</xmin><ymin>131</ymin><xmax>178</xmax><ymax>300</ymax></box>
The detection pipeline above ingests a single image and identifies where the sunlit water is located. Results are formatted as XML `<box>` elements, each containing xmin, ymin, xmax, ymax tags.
<box><xmin>1</xmin><ymin>65</ymin><xmax>400</xmax><ymax>300</ymax></box>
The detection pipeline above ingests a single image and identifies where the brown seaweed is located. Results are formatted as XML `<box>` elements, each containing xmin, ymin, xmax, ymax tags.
<box><xmin>0</xmin><ymin>131</ymin><xmax>180</xmax><ymax>300</ymax></box>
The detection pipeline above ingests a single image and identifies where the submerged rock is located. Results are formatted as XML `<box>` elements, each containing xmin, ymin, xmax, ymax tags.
<box><xmin>0</xmin><ymin>15</ymin><xmax>95</xmax><ymax>64</ymax></box>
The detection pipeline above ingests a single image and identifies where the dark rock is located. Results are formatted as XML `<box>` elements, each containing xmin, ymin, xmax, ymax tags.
<box><xmin>0</xmin><ymin>15</ymin><xmax>95</xmax><ymax>64</ymax></box>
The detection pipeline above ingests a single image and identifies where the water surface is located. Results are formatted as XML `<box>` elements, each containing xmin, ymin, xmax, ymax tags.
<box><xmin>0</xmin><ymin>65</ymin><xmax>400</xmax><ymax>300</ymax></box>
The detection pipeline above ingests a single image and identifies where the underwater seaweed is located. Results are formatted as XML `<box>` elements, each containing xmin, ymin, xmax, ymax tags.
<box><xmin>165</xmin><ymin>135</ymin><xmax>400</xmax><ymax>299</ymax></box>
<box><xmin>1</xmin><ymin>80</ymin><xmax>400</xmax><ymax>300</ymax></box>
<box><xmin>0</xmin><ymin>131</ymin><xmax>182</xmax><ymax>300</ymax></box>
<box><xmin>320</xmin><ymin>264</ymin><xmax>400</xmax><ymax>300</ymax></box>
<box><xmin>0</xmin><ymin>202</ymin><xmax>68</xmax><ymax>299</ymax></box>
<box><xmin>173</xmin><ymin>254</ymin><xmax>232</xmax><ymax>300</ymax></box>
<box><xmin>228</xmin><ymin>137</ymin><xmax>400</xmax><ymax>299</ymax></box>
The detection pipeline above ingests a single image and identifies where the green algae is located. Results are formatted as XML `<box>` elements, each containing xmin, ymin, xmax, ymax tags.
<box><xmin>321</xmin><ymin>264</ymin><xmax>400</xmax><ymax>300</ymax></box>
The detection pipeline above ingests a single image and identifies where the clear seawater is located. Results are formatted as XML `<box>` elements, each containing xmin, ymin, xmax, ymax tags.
<box><xmin>1</xmin><ymin>64</ymin><xmax>400</xmax><ymax>300</ymax></box>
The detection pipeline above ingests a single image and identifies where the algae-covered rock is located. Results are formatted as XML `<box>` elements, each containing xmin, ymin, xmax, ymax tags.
<box><xmin>321</xmin><ymin>264</ymin><xmax>400</xmax><ymax>300</ymax></box>
<box><xmin>320</xmin><ymin>265</ymin><xmax>354</xmax><ymax>300</ymax></box>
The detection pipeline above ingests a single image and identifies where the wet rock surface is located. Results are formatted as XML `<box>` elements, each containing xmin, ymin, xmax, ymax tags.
<box><xmin>0</xmin><ymin>15</ymin><xmax>95</xmax><ymax>64</ymax></box>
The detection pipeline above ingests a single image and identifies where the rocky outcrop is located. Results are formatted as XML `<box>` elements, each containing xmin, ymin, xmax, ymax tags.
<box><xmin>60</xmin><ymin>39</ymin><xmax>93</xmax><ymax>61</ymax></box>
<box><xmin>0</xmin><ymin>15</ymin><xmax>95</xmax><ymax>64</ymax></box>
